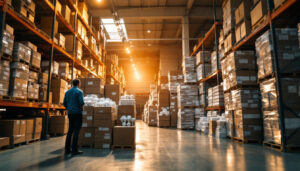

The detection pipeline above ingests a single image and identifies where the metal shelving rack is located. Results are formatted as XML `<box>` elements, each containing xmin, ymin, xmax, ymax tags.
<box><xmin>219</xmin><ymin>0</ymin><xmax>300</xmax><ymax>151</ymax></box>
<box><xmin>0</xmin><ymin>0</ymin><xmax>106</xmax><ymax>139</ymax></box>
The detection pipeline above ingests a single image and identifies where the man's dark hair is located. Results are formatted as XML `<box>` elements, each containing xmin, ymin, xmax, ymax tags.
<box><xmin>72</xmin><ymin>79</ymin><xmax>80</xmax><ymax>86</ymax></box>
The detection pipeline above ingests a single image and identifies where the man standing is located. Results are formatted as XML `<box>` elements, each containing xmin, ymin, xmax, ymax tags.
<box><xmin>63</xmin><ymin>79</ymin><xmax>84</xmax><ymax>155</ymax></box>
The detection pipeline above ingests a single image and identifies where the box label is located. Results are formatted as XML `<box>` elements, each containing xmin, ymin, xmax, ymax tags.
<box><xmin>85</xmin><ymin>133</ymin><xmax>92</xmax><ymax>137</ymax></box>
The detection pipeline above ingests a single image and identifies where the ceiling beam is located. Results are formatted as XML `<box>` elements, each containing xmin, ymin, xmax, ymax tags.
<box><xmin>185</xmin><ymin>0</ymin><xmax>195</xmax><ymax>15</ymax></box>
<box><xmin>90</xmin><ymin>6</ymin><xmax>221</xmax><ymax>19</ymax></box>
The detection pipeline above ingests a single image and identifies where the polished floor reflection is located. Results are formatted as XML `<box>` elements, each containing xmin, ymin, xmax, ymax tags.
<box><xmin>0</xmin><ymin>121</ymin><xmax>300</xmax><ymax>171</ymax></box>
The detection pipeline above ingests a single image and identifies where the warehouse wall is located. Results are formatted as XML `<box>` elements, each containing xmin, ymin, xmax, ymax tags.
<box><xmin>159</xmin><ymin>45</ymin><xmax>182</xmax><ymax>76</ymax></box>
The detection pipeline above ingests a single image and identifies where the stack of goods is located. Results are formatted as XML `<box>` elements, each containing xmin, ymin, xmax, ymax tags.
<box><xmin>118</xmin><ymin>95</ymin><xmax>136</xmax><ymax>125</ymax></box>
<box><xmin>0</xmin><ymin>60</ymin><xmax>10</xmax><ymax>96</ymax></box>
<box><xmin>250</xmin><ymin>0</ymin><xmax>267</xmax><ymax>31</ymax></box>
<box><xmin>41</xmin><ymin>60</ymin><xmax>59</xmax><ymax>76</ymax></box>
<box><xmin>49</xmin><ymin>115</ymin><xmax>69</xmax><ymax>135</ymax></box>
<box><xmin>182</xmin><ymin>56</ymin><xmax>197</xmax><ymax>83</ymax></box>
<box><xmin>231</xmin><ymin>88</ymin><xmax>261</xmax><ymax>140</ymax></box>
<box><xmin>1</xmin><ymin>24</ymin><xmax>14</xmax><ymax>56</ymax></box>
<box><xmin>207</xmin><ymin>85</ymin><xmax>224</xmax><ymax>107</ymax></box>
<box><xmin>194</xmin><ymin>108</ymin><xmax>205</xmax><ymax>131</ymax></box>
<box><xmin>148</xmin><ymin>105</ymin><xmax>158</xmax><ymax>126</ymax></box>
<box><xmin>79</xmin><ymin>78</ymin><xmax>105</xmax><ymax>97</ymax></box>
<box><xmin>218</xmin><ymin>29</ymin><xmax>225</xmax><ymax>59</ymax></box>
<box><xmin>56</xmin><ymin>33</ymin><xmax>65</xmax><ymax>49</ymax></box>
<box><xmin>215</xmin><ymin>116</ymin><xmax>227</xmax><ymax>138</ymax></box>
<box><xmin>23</xmin><ymin>41</ymin><xmax>40</xmax><ymax>100</ymax></box>
<box><xmin>234</xmin><ymin>0</ymin><xmax>251</xmax><ymax>43</ymax></box>
<box><xmin>113</xmin><ymin>126</ymin><xmax>135</xmax><ymax>148</ymax></box>
<box><xmin>198</xmin><ymin>117</ymin><xmax>209</xmax><ymax>134</ymax></box>
<box><xmin>256</xmin><ymin>28</ymin><xmax>300</xmax><ymax>147</ymax></box>
<box><xmin>38</xmin><ymin>72</ymin><xmax>49</xmax><ymax>102</ymax></box>
<box><xmin>104</xmin><ymin>84</ymin><xmax>121</xmax><ymax>103</ymax></box>
<box><xmin>158</xmin><ymin>77</ymin><xmax>170</xmax><ymax>127</ymax></box>
<box><xmin>196</xmin><ymin>51</ymin><xmax>211</xmax><ymax>81</ymax></box>
<box><xmin>13</xmin><ymin>0</ymin><xmax>36</xmax><ymax>23</ymax></box>
<box><xmin>81</xmin><ymin>95</ymin><xmax>117</xmax><ymax>148</ymax></box>
<box><xmin>51</xmin><ymin>77</ymin><xmax>67</xmax><ymax>104</ymax></box>
<box><xmin>221</xmin><ymin>51</ymin><xmax>257</xmax><ymax>91</ymax></box>
<box><xmin>0</xmin><ymin>120</ymin><xmax>26</xmax><ymax>145</ymax></box>
<box><xmin>199</xmin><ymin>82</ymin><xmax>210</xmax><ymax>107</ymax></box>
<box><xmin>61</xmin><ymin>4</ymin><xmax>71</xmax><ymax>24</ymax></box>
<box><xmin>9</xmin><ymin>61</ymin><xmax>29</xmax><ymax>100</ymax></box>
<box><xmin>210</xmin><ymin>51</ymin><xmax>220</xmax><ymax>73</ymax></box>
<box><xmin>222</xmin><ymin>0</ymin><xmax>238</xmax><ymax>53</ymax></box>
<box><xmin>143</xmin><ymin>103</ymin><xmax>148</xmax><ymax>123</ymax></box>
<box><xmin>169</xmin><ymin>87</ymin><xmax>179</xmax><ymax>128</ymax></box>
<box><xmin>58</xmin><ymin>62</ymin><xmax>70</xmax><ymax>80</ymax></box>
<box><xmin>149</xmin><ymin>84</ymin><xmax>158</xmax><ymax>105</ymax></box>
<box><xmin>177</xmin><ymin>84</ymin><xmax>199</xmax><ymax>129</ymax></box>
<box><xmin>0</xmin><ymin>137</ymin><xmax>10</xmax><ymax>148</ymax></box>
<box><xmin>168</xmin><ymin>71</ymin><xmax>183</xmax><ymax>93</ymax></box>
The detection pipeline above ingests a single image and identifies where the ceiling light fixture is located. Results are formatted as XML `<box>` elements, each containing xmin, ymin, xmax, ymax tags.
<box><xmin>126</xmin><ymin>47</ymin><xmax>131</xmax><ymax>54</ymax></box>
<box><xmin>97</xmin><ymin>0</ymin><xmax>102</xmax><ymax>2</ymax></box>
<box><xmin>147</xmin><ymin>29</ymin><xmax>151</xmax><ymax>33</ymax></box>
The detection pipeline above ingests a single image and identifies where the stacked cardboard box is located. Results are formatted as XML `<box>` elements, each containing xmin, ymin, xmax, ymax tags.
<box><xmin>0</xmin><ymin>120</ymin><xmax>26</xmax><ymax>145</ymax></box>
<box><xmin>9</xmin><ymin>62</ymin><xmax>29</xmax><ymax>99</ymax></box>
<box><xmin>148</xmin><ymin>105</ymin><xmax>158</xmax><ymax>126</ymax></box>
<box><xmin>117</xmin><ymin>105</ymin><xmax>136</xmax><ymax>126</ymax></box>
<box><xmin>1</xmin><ymin>24</ymin><xmax>14</xmax><ymax>56</ymax></box>
<box><xmin>82</xmin><ymin>78</ymin><xmax>105</xmax><ymax>97</ymax></box>
<box><xmin>250</xmin><ymin>0</ymin><xmax>267</xmax><ymax>30</ymax></box>
<box><xmin>0</xmin><ymin>137</ymin><xmax>10</xmax><ymax>148</ymax></box>
<box><xmin>234</xmin><ymin>0</ymin><xmax>252</xmax><ymax>43</ymax></box>
<box><xmin>260</xmin><ymin>78</ymin><xmax>300</xmax><ymax>146</ymax></box>
<box><xmin>207</xmin><ymin>85</ymin><xmax>224</xmax><ymax>107</ymax></box>
<box><xmin>182</xmin><ymin>56</ymin><xmax>197</xmax><ymax>83</ymax></box>
<box><xmin>221</xmin><ymin>51</ymin><xmax>257</xmax><ymax>91</ymax></box>
<box><xmin>177</xmin><ymin>84</ymin><xmax>199</xmax><ymax>129</ymax></box>
<box><xmin>222</xmin><ymin>0</ymin><xmax>239</xmax><ymax>53</ymax></box>
<box><xmin>40</xmin><ymin>16</ymin><xmax>58</xmax><ymax>37</ymax></box>
<box><xmin>157</xmin><ymin>88</ymin><xmax>170</xmax><ymax>127</ymax></box>
<box><xmin>58</xmin><ymin>62</ymin><xmax>70</xmax><ymax>79</ymax></box>
<box><xmin>196</xmin><ymin>51</ymin><xmax>211</xmax><ymax>65</ymax></box>
<box><xmin>38</xmin><ymin>72</ymin><xmax>50</xmax><ymax>102</ymax></box>
<box><xmin>0</xmin><ymin>60</ymin><xmax>10</xmax><ymax>96</ymax></box>
<box><xmin>113</xmin><ymin>126</ymin><xmax>135</xmax><ymax>148</ymax></box>
<box><xmin>62</xmin><ymin>4</ymin><xmax>71</xmax><ymax>24</ymax></box>
<box><xmin>170</xmin><ymin>94</ymin><xmax>178</xmax><ymax>128</ymax></box>
<box><xmin>196</xmin><ymin>64</ymin><xmax>212</xmax><ymax>81</ymax></box>
<box><xmin>255</xmin><ymin>28</ymin><xmax>300</xmax><ymax>80</ymax></box>
<box><xmin>41</xmin><ymin>60</ymin><xmax>59</xmax><ymax>76</ymax></box>
<box><xmin>25</xmin><ymin>118</ymin><xmax>42</xmax><ymax>141</ymax></box>
<box><xmin>56</xmin><ymin>33</ymin><xmax>65</xmax><ymax>49</ymax></box>
<box><xmin>49</xmin><ymin>116</ymin><xmax>69</xmax><ymax>135</ymax></box>
<box><xmin>13</xmin><ymin>0</ymin><xmax>36</xmax><ymax>23</ymax></box>
<box><xmin>51</xmin><ymin>77</ymin><xmax>68</xmax><ymax>104</ymax></box>
<box><xmin>104</xmin><ymin>84</ymin><xmax>121</xmax><ymax>103</ymax></box>
<box><xmin>211</xmin><ymin>51</ymin><xmax>220</xmax><ymax>73</ymax></box>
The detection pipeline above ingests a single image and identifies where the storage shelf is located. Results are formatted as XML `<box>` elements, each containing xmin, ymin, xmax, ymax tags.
<box><xmin>198</xmin><ymin>70</ymin><xmax>221</xmax><ymax>83</ymax></box>
<box><xmin>0</xmin><ymin>101</ymin><xmax>65</xmax><ymax>109</ymax></box>
<box><xmin>190</xmin><ymin>22</ymin><xmax>222</xmax><ymax>56</ymax></box>
<box><xmin>205</xmin><ymin>106</ymin><xmax>224</xmax><ymax>111</ymax></box>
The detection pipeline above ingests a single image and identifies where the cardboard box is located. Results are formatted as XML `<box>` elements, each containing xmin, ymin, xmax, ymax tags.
<box><xmin>39</xmin><ymin>72</ymin><xmax>48</xmax><ymax>85</ymax></box>
<box><xmin>94</xmin><ymin>107</ymin><xmax>117</xmax><ymax>120</ymax></box>
<box><xmin>84</xmin><ymin>78</ymin><xmax>104</xmax><ymax>95</ymax></box>
<box><xmin>104</xmin><ymin>84</ymin><xmax>120</xmax><ymax>103</ymax></box>
<box><xmin>113</xmin><ymin>126</ymin><xmax>135</xmax><ymax>147</ymax></box>
<box><xmin>117</xmin><ymin>105</ymin><xmax>136</xmax><ymax>122</ymax></box>
<box><xmin>62</xmin><ymin>5</ymin><xmax>71</xmax><ymax>24</ymax></box>
<box><xmin>82</xmin><ymin>115</ymin><xmax>93</xmax><ymax>128</ymax></box>
<box><xmin>65</xmin><ymin>35</ymin><xmax>74</xmax><ymax>52</ymax></box>
<box><xmin>0</xmin><ymin>137</ymin><xmax>10</xmax><ymax>148</ymax></box>
<box><xmin>158</xmin><ymin>120</ymin><xmax>170</xmax><ymax>127</ymax></box>
<box><xmin>33</xmin><ymin>117</ymin><xmax>42</xmax><ymax>139</ymax></box>
<box><xmin>250</xmin><ymin>0</ymin><xmax>268</xmax><ymax>27</ymax></box>
<box><xmin>234</xmin><ymin>0</ymin><xmax>251</xmax><ymax>25</ymax></box>
<box><xmin>49</xmin><ymin>116</ymin><xmax>69</xmax><ymax>134</ymax></box>
<box><xmin>40</xmin><ymin>16</ymin><xmax>58</xmax><ymax>36</ymax></box>
<box><xmin>235</xmin><ymin>19</ymin><xmax>251</xmax><ymax>43</ymax></box>
<box><xmin>79</xmin><ymin>128</ymin><xmax>94</xmax><ymax>145</ymax></box>
<box><xmin>25</xmin><ymin>119</ymin><xmax>34</xmax><ymax>141</ymax></box>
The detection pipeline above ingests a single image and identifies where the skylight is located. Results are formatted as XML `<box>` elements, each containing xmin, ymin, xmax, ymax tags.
<box><xmin>101</xmin><ymin>18</ymin><xmax>128</xmax><ymax>42</ymax></box>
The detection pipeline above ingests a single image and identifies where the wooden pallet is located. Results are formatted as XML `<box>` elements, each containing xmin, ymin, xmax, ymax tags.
<box><xmin>11</xmin><ymin>97</ymin><xmax>27</xmax><ymax>102</ymax></box>
<box><xmin>9</xmin><ymin>141</ymin><xmax>27</xmax><ymax>149</ymax></box>
<box><xmin>25</xmin><ymin>138</ymin><xmax>40</xmax><ymax>144</ymax></box>
<box><xmin>0</xmin><ymin>95</ymin><xmax>11</xmax><ymax>101</ymax></box>
<box><xmin>252</xmin><ymin>15</ymin><xmax>268</xmax><ymax>31</ymax></box>
<box><xmin>232</xmin><ymin>137</ymin><xmax>261</xmax><ymax>144</ymax></box>
<box><xmin>27</xmin><ymin>98</ymin><xmax>39</xmax><ymax>102</ymax></box>
<box><xmin>79</xmin><ymin>144</ymin><xmax>94</xmax><ymax>148</ymax></box>
<box><xmin>29</xmin><ymin>65</ymin><xmax>41</xmax><ymax>72</ymax></box>
<box><xmin>112</xmin><ymin>145</ymin><xmax>135</xmax><ymax>149</ymax></box>
<box><xmin>1</xmin><ymin>53</ymin><xmax>12</xmax><ymax>61</ymax></box>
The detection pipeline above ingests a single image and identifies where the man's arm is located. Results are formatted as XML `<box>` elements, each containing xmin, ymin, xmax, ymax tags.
<box><xmin>63</xmin><ymin>92</ymin><xmax>68</xmax><ymax>108</ymax></box>
<box><xmin>78</xmin><ymin>91</ymin><xmax>85</xmax><ymax>107</ymax></box>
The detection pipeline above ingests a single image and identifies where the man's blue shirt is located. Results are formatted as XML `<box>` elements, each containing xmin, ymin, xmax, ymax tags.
<box><xmin>63</xmin><ymin>86</ymin><xmax>84</xmax><ymax>114</ymax></box>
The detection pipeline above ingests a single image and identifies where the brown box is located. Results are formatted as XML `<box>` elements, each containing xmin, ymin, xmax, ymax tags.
<box><xmin>113</xmin><ymin>126</ymin><xmax>135</xmax><ymax>147</ymax></box>
<box><xmin>0</xmin><ymin>120</ymin><xmax>21</xmax><ymax>136</ymax></box>
<box><xmin>33</xmin><ymin>117</ymin><xmax>42</xmax><ymax>139</ymax></box>
<box><xmin>158</xmin><ymin>120</ymin><xmax>170</xmax><ymax>127</ymax></box>
<box><xmin>234</xmin><ymin>0</ymin><xmax>251</xmax><ymax>25</ymax></box>
<box><xmin>64</xmin><ymin>35</ymin><xmax>74</xmax><ymax>52</ymax></box>
<box><xmin>250</xmin><ymin>0</ymin><xmax>268</xmax><ymax>27</ymax></box>
<box><xmin>104</xmin><ymin>84</ymin><xmax>120</xmax><ymax>103</ymax></box>
<box><xmin>79</xmin><ymin>128</ymin><xmax>94</xmax><ymax>145</ymax></box>
<box><xmin>158</xmin><ymin>91</ymin><xmax>170</xmax><ymax>107</ymax></box>
<box><xmin>117</xmin><ymin>105</ymin><xmax>136</xmax><ymax>124</ymax></box>
<box><xmin>235</xmin><ymin>19</ymin><xmax>251</xmax><ymax>43</ymax></box>
<box><xmin>84</xmin><ymin>78</ymin><xmax>104</xmax><ymax>95</ymax></box>
<box><xmin>0</xmin><ymin>137</ymin><xmax>10</xmax><ymax>148</ymax></box>
<box><xmin>39</xmin><ymin>72</ymin><xmax>48</xmax><ymax>85</ymax></box>
<box><xmin>40</xmin><ymin>16</ymin><xmax>58</xmax><ymax>36</ymax></box>
<box><xmin>93</xmin><ymin>119</ymin><xmax>115</xmax><ymax>129</ymax></box>
<box><xmin>61</xmin><ymin>5</ymin><xmax>71</xmax><ymax>24</ymax></box>
<box><xmin>94</xmin><ymin>107</ymin><xmax>117</xmax><ymax>121</ymax></box>
<box><xmin>273</xmin><ymin>0</ymin><xmax>286</xmax><ymax>10</ymax></box>
<box><xmin>209</xmin><ymin>120</ymin><xmax>217</xmax><ymax>136</ymax></box>
<box><xmin>49</xmin><ymin>116</ymin><xmax>69</xmax><ymax>134</ymax></box>
<box><xmin>83</xmin><ymin>106</ymin><xmax>94</xmax><ymax>116</ymax></box>
<box><xmin>25</xmin><ymin>119</ymin><xmax>34</xmax><ymax>141</ymax></box>
<box><xmin>82</xmin><ymin>115</ymin><xmax>93</xmax><ymax>128</ymax></box>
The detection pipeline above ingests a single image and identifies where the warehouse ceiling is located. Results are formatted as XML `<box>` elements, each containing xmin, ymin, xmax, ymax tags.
<box><xmin>86</xmin><ymin>0</ymin><xmax>222</xmax><ymax>86</ymax></box>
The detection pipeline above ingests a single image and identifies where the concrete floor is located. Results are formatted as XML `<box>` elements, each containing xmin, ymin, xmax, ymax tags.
<box><xmin>0</xmin><ymin>121</ymin><xmax>300</xmax><ymax>171</ymax></box>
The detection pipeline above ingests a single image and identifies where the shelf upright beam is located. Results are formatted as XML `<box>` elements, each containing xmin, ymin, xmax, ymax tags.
<box><xmin>267</xmin><ymin>0</ymin><xmax>286</xmax><ymax>151</ymax></box>
<box><xmin>71</xmin><ymin>11</ymin><xmax>78</xmax><ymax>81</ymax></box>
<box><xmin>0</xmin><ymin>0</ymin><xmax>7</xmax><ymax>53</ymax></box>
<box><xmin>201</xmin><ymin>40</ymin><xmax>208</xmax><ymax>115</ymax></box>
<box><xmin>43</xmin><ymin>0</ymin><xmax>58</xmax><ymax>140</ymax></box>
<box><xmin>213</xmin><ymin>0</ymin><xmax>220</xmax><ymax>85</ymax></box>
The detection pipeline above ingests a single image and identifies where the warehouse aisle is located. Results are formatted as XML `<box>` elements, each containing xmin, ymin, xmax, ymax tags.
<box><xmin>0</xmin><ymin>121</ymin><xmax>300</xmax><ymax>171</ymax></box>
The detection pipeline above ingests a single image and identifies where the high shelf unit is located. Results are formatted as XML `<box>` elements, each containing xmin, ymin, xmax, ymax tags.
<box><xmin>220</xmin><ymin>0</ymin><xmax>300</xmax><ymax>151</ymax></box>
<box><xmin>106</xmin><ymin>61</ymin><xmax>126</xmax><ymax>90</ymax></box>
<box><xmin>0</xmin><ymin>0</ymin><xmax>106</xmax><ymax>139</ymax></box>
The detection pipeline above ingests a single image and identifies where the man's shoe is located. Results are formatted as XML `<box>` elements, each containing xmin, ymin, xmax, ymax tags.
<box><xmin>71</xmin><ymin>150</ymin><xmax>83</xmax><ymax>155</ymax></box>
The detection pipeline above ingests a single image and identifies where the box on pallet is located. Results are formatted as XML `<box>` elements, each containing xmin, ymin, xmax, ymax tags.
<box><xmin>113</xmin><ymin>126</ymin><xmax>135</xmax><ymax>147</ymax></box>
<box><xmin>104</xmin><ymin>84</ymin><xmax>120</xmax><ymax>103</ymax></box>
<box><xmin>0</xmin><ymin>120</ymin><xmax>26</xmax><ymax>145</ymax></box>
<box><xmin>49</xmin><ymin>116</ymin><xmax>69</xmax><ymax>135</ymax></box>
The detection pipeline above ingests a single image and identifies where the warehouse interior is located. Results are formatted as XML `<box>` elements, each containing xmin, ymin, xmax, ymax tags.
<box><xmin>0</xmin><ymin>0</ymin><xmax>300</xmax><ymax>170</ymax></box>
